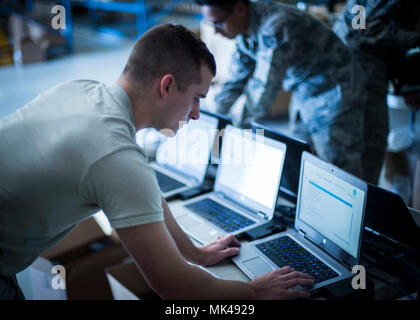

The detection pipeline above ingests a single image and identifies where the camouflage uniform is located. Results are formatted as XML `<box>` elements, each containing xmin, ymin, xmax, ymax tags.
<box><xmin>333</xmin><ymin>0</ymin><xmax>420</xmax><ymax>184</ymax></box>
<box><xmin>215</xmin><ymin>1</ymin><xmax>371</xmax><ymax>182</ymax></box>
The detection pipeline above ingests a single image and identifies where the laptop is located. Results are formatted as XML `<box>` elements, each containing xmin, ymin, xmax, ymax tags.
<box><xmin>232</xmin><ymin>152</ymin><xmax>368</xmax><ymax>291</ymax></box>
<box><xmin>364</xmin><ymin>184</ymin><xmax>420</xmax><ymax>252</ymax></box>
<box><xmin>147</xmin><ymin>112</ymin><xmax>219</xmax><ymax>199</ymax></box>
<box><xmin>251</xmin><ymin>122</ymin><xmax>312</xmax><ymax>204</ymax></box>
<box><xmin>172</xmin><ymin>125</ymin><xmax>287</xmax><ymax>244</ymax></box>
<box><xmin>363</xmin><ymin>184</ymin><xmax>420</xmax><ymax>283</ymax></box>
<box><xmin>201</xmin><ymin>108</ymin><xmax>232</xmax><ymax>164</ymax></box>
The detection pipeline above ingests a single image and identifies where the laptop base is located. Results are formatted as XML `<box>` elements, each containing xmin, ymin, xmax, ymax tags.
<box><xmin>236</xmin><ymin>219</ymin><xmax>287</xmax><ymax>242</ymax></box>
<box><xmin>177</xmin><ymin>181</ymin><xmax>213</xmax><ymax>200</ymax></box>
<box><xmin>319</xmin><ymin>277</ymin><xmax>375</xmax><ymax>300</ymax></box>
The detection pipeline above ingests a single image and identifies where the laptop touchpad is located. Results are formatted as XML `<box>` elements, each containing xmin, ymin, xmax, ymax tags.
<box><xmin>243</xmin><ymin>257</ymin><xmax>273</xmax><ymax>278</ymax></box>
<box><xmin>177</xmin><ymin>215</ymin><xmax>221</xmax><ymax>243</ymax></box>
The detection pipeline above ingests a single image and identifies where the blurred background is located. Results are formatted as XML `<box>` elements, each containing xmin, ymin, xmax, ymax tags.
<box><xmin>0</xmin><ymin>0</ymin><xmax>419</xmax><ymax>208</ymax></box>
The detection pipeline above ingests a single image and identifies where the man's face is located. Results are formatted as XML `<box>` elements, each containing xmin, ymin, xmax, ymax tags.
<box><xmin>201</xmin><ymin>5</ymin><xmax>245</xmax><ymax>39</ymax></box>
<box><xmin>162</xmin><ymin>63</ymin><xmax>213</xmax><ymax>136</ymax></box>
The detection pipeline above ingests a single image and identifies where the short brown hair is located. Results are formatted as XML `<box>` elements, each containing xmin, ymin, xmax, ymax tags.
<box><xmin>195</xmin><ymin>0</ymin><xmax>249</xmax><ymax>12</ymax></box>
<box><xmin>122</xmin><ymin>23</ymin><xmax>216</xmax><ymax>92</ymax></box>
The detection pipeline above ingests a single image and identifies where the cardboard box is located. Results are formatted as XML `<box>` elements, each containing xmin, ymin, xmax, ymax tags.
<box><xmin>0</xmin><ymin>29</ymin><xmax>13</xmax><ymax>66</ymax></box>
<box><xmin>41</xmin><ymin>216</ymin><xmax>107</xmax><ymax>261</ymax></box>
<box><xmin>65</xmin><ymin>243</ymin><xmax>130</xmax><ymax>300</ymax></box>
<box><xmin>16</xmin><ymin>256</ymin><xmax>67</xmax><ymax>300</ymax></box>
<box><xmin>7</xmin><ymin>13</ymin><xmax>67</xmax><ymax>65</ymax></box>
<box><xmin>40</xmin><ymin>215</ymin><xmax>129</xmax><ymax>300</ymax></box>
<box><xmin>105</xmin><ymin>261</ymin><xmax>160</xmax><ymax>300</ymax></box>
<box><xmin>13</xmin><ymin>38</ymin><xmax>46</xmax><ymax>65</ymax></box>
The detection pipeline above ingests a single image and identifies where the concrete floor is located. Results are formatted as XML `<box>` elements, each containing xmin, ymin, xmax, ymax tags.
<box><xmin>0</xmin><ymin>26</ymin><xmax>133</xmax><ymax>118</ymax></box>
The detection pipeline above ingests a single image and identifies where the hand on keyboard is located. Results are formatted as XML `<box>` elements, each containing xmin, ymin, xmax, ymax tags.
<box><xmin>249</xmin><ymin>266</ymin><xmax>314</xmax><ymax>300</ymax></box>
<box><xmin>195</xmin><ymin>234</ymin><xmax>242</xmax><ymax>267</ymax></box>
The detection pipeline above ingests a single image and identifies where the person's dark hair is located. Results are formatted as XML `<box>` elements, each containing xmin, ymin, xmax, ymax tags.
<box><xmin>195</xmin><ymin>0</ymin><xmax>250</xmax><ymax>12</ymax></box>
<box><xmin>123</xmin><ymin>23</ymin><xmax>216</xmax><ymax>92</ymax></box>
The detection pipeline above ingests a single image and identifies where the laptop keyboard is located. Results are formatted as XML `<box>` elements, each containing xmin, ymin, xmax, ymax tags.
<box><xmin>256</xmin><ymin>236</ymin><xmax>339</xmax><ymax>284</ymax></box>
<box><xmin>155</xmin><ymin>171</ymin><xmax>186</xmax><ymax>193</ymax></box>
<box><xmin>185</xmin><ymin>198</ymin><xmax>256</xmax><ymax>233</ymax></box>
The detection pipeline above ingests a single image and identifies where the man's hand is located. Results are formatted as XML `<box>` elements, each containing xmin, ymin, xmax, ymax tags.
<box><xmin>195</xmin><ymin>234</ymin><xmax>241</xmax><ymax>267</ymax></box>
<box><xmin>250</xmin><ymin>266</ymin><xmax>314</xmax><ymax>300</ymax></box>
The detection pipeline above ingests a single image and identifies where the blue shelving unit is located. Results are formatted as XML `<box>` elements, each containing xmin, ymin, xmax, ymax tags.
<box><xmin>71</xmin><ymin>0</ymin><xmax>149</xmax><ymax>38</ymax></box>
<box><xmin>70</xmin><ymin>0</ymin><xmax>200</xmax><ymax>39</ymax></box>
<box><xmin>0</xmin><ymin>0</ymin><xmax>200</xmax><ymax>57</ymax></box>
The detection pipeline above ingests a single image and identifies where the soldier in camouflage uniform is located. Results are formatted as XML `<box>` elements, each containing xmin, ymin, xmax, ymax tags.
<box><xmin>333</xmin><ymin>0</ymin><xmax>420</xmax><ymax>185</ymax></box>
<box><xmin>196</xmin><ymin>0</ymin><xmax>377</xmax><ymax>183</ymax></box>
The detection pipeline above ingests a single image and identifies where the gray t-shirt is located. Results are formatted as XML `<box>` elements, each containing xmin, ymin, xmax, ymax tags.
<box><xmin>0</xmin><ymin>80</ymin><xmax>163</xmax><ymax>276</ymax></box>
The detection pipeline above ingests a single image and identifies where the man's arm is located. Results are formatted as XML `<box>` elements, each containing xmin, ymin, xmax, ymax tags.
<box><xmin>116</xmin><ymin>221</ymin><xmax>313</xmax><ymax>299</ymax></box>
<box><xmin>215</xmin><ymin>40</ymin><xmax>256</xmax><ymax>115</ymax></box>
<box><xmin>83</xmin><ymin>148</ymin><xmax>314</xmax><ymax>299</ymax></box>
<box><xmin>161</xmin><ymin>196</ymin><xmax>241</xmax><ymax>266</ymax></box>
<box><xmin>238</xmin><ymin>39</ymin><xmax>288</xmax><ymax>124</ymax></box>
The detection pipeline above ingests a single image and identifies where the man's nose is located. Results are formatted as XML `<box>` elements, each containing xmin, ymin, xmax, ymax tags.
<box><xmin>214</xmin><ymin>27</ymin><xmax>223</xmax><ymax>35</ymax></box>
<box><xmin>190</xmin><ymin>106</ymin><xmax>200</xmax><ymax>120</ymax></box>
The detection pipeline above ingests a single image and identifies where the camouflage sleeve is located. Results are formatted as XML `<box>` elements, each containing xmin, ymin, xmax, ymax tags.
<box><xmin>242</xmin><ymin>39</ymin><xmax>288</xmax><ymax>119</ymax></box>
<box><xmin>359</xmin><ymin>21</ymin><xmax>420</xmax><ymax>50</ymax></box>
<box><xmin>239</xmin><ymin>19</ymin><xmax>291</xmax><ymax>120</ymax></box>
<box><xmin>214</xmin><ymin>41</ymin><xmax>256</xmax><ymax>114</ymax></box>
<box><xmin>341</xmin><ymin>0</ymin><xmax>420</xmax><ymax>50</ymax></box>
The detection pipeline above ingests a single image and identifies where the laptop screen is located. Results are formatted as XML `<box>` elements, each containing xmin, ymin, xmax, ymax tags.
<box><xmin>155</xmin><ymin>113</ymin><xmax>219</xmax><ymax>183</ymax></box>
<box><xmin>365</xmin><ymin>184</ymin><xmax>420</xmax><ymax>250</ymax></box>
<box><xmin>215</xmin><ymin>126</ymin><xmax>286</xmax><ymax>217</ymax></box>
<box><xmin>251</xmin><ymin>122</ymin><xmax>312</xmax><ymax>201</ymax></box>
<box><xmin>297</xmin><ymin>155</ymin><xmax>366</xmax><ymax>259</ymax></box>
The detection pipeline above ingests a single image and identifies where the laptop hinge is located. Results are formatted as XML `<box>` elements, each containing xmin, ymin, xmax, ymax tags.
<box><xmin>215</xmin><ymin>191</ymin><xmax>257</xmax><ymax>216</ymax></box>
<box><xmin>257</xmin><ymin>211</ymin><xmax>269</xmax><ymax>220</ymax></box>
<box><xmin>341</xmin><ymin>260</ymin><xmax>351</xmax><ymax>269</ymax></box>
<box><xmin>298</xmin><ymin>229</ymin><xmax>306</xmax><ymax>237</ymax></box>
<box><xmin>215</xmin><ymin>191</ymin><xmax>227</xmax><ymax>199</ymax></box>
<box><xmin>161</xmin><ymin>164</ymin><xmax>198</xmax><ymax>184</ymax></box>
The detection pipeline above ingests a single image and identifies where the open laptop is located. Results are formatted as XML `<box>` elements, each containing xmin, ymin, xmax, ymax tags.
<box><xmin>364</xmin><ymin>184</ymin><xmax>420</xmax><ymax>252</ymax></box>
<box><xmin>251</xmin><ymin>122</ymin><xmax>312</xmax><ymax>204</ymax></box>
<box><xmin>232</xmin><ymin>152</ymin><xmax>368</xmax><ymax>291</ymax></box>
<box><xmin>148</xmin><ymin>112</ymin><xmax>219</xmax><ymax>198</ymax></box>
<box><xmin>172</xmin><ymin>125</ymin><xmax>287</xmax><ymax>244</ymax></box>
<box><xmin>201</xmin><ymin>108</ymin><xmax>232</xmax><ymax>164</ymax></box>
<box><xmin>363</xmin><ymin>184</ymin><xmax>420</xmax><ymax>283</ymax></box>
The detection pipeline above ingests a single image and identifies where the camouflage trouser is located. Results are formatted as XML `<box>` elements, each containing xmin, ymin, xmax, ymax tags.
<box><xmin>358</xmin><ymin>56</ymin><xmax>389</xmax><ymax>185</ymax></box>
<box><xmin>290</xmin><ymin>106</ymin><xmax>366</xmax><ymax>181</ymax></box>
<box><xmin>360</xmin><ymin>62</ymin><xmax>389</xmax><ymax>185</ymax></box>
<box><xmin>288</xmin><ymin>50</ymin><xmax>390</xmax><ymax>185</ymax></box>
<box><xmin>289</xmin><ymin>71</ymin><xmax>388</xmax><ymax>185</ymax></box>
<box><xmin>290</xmin><ymin>68</ymin><xmax>388</xmax><ymax>184</ymax></box>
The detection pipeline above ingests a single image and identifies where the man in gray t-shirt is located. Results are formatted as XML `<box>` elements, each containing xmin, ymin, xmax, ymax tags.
<box><xmin>0</xmin><ymin>24</ymin><xmax>313</xmax><ymax>300</ymax></box>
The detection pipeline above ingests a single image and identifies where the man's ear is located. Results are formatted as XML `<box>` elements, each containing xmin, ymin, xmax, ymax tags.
<box><xmin>159</xmin><ymin>74</ymin><xmax>175</xmax><ymax>99</ymax></box>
